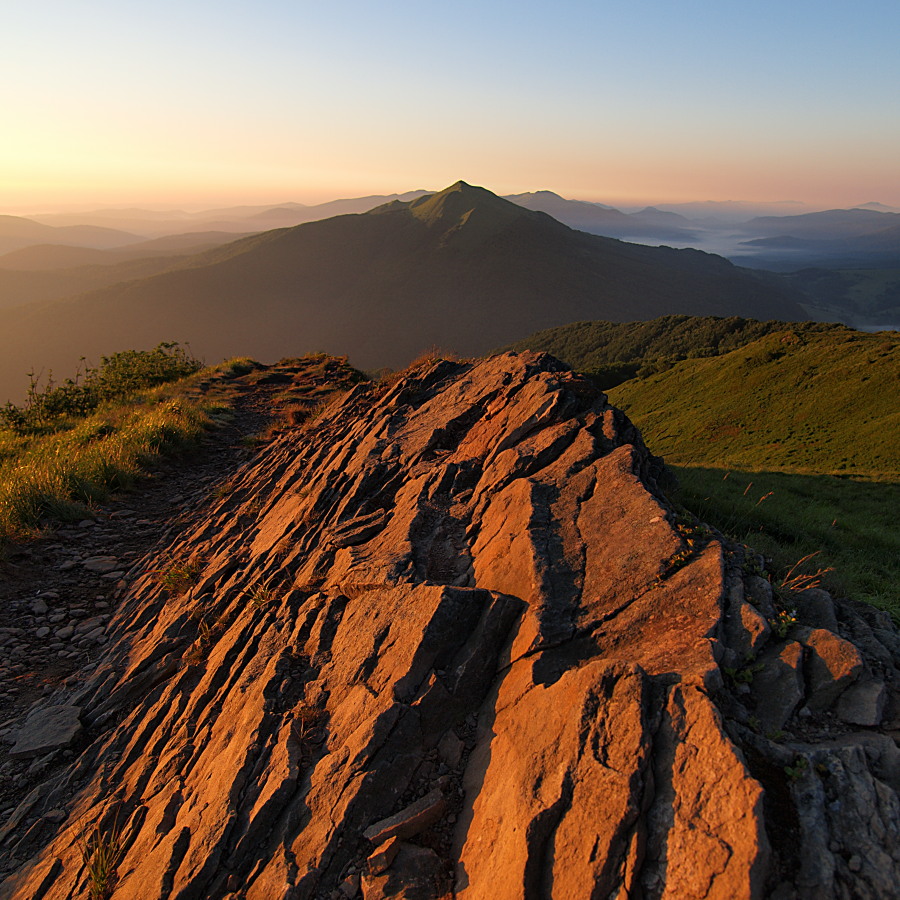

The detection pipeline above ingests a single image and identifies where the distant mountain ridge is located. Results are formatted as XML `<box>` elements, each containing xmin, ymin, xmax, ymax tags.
<box><xmin>0</xmin><ymin>215</ymin><xmax>139</xmax><ymax>255</ymax></box>
<box><xmin>28</xmin><ymin>191</ymin><xmax>432</xmax><ymax>237</ymax></box>
<box><xmin>0</xmin><ymin>181</ymin><xmax>810</xmax><ymax>402</ymax></box>
<box><xmin>503</xmin><ymin>190</ymin><xmax>699</xmax><ymax>241</ymax></box>
<box><xmin>738</xmin><ymin>207</ymin><xmax>900</xmax><ymax>239</ymax></box>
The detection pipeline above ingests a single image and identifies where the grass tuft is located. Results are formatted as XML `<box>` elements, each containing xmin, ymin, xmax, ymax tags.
<box><xmin>79</xmin><ymin>822</ymin><xmax>124</xmax><ymax>900</ymax></box>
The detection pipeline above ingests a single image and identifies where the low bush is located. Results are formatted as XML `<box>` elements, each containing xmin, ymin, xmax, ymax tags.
<box><xmin>0</xmin><ymin>342</ymin><xmax>202</xmax><ymax>434</ymax></box>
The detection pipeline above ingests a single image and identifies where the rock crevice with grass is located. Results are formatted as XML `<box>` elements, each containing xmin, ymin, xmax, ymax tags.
<box><xmin>0</xmin><ymin>352</ymin><xmax>898</xmax><ymax>899</ymax></box>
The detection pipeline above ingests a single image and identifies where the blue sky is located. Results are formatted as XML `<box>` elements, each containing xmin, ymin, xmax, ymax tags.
<box><xmin>2</xmin><ymin>0</ymin><xmax>898</xmax><ymax>208</ymax></box>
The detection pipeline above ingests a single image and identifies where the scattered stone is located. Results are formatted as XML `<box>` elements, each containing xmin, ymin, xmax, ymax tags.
<box><xmin>744</xmin><ymin>574</ymin><xmax>777</xmax><ymax>619</ymax></box>
<box><xmin>82</xmin><ymin>556</ymin><xmax>119</xmax><ymax>574</ymax></box>
<box><xmin>365</xmin><ymin>844</ymin><xmax>450</xmax><ymax>899</ymax></box>
<box><xmin>9</xmin><ymin>706</ymin><xmax>82</xmax><ymax>759</ymax></box>
<box><xmin>363</xmin><ymin>789</ymin><xmax>447</xmax><ymax>848</ymax></box>
<box><xmin>366</xmin><ymin>836</ymin><xmax>402</xmax><ymax>876</ymax></box>
<box><xmin>726</xmin><ymin>599</ymin><xmax>771</xmax><ymax>658</ymax></box>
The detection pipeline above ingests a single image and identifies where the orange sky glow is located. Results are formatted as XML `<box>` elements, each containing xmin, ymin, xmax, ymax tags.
<box><xmin>2</xmin><ymin>1</ymin><xmax>898</xmax><ymax>214</ymax></box>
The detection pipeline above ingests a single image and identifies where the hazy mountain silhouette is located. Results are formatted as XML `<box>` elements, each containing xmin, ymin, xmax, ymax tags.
<box><xmin>504</xmin><ymin>190</ymin><xmax>698</xmax><ymax>241</ymax></box>
<box><xmin>0</xmin><ymin>232</ymin><xmax>251</xmax><ymax>272</ymax></box>
<box><xmin>0</xmin><ymin>181</ymin><xmax>809</xmax><ymax>402</ymax></box>
<box><xmin>738</xmin><ymin>208</ymin><xmax>900</xmax><ymax>239</ymax></box>
<box><xmin>0</xmin><ymin>215</ymin><xmax>139</xmax><ymax>255</ymax></box>
<box><xmin>30</xmin><ymin>192</ymin><xmax>432</xmax><ymax>237</ymax></box>
<box><xmin>855</xmin><ymin>201</ymin><xmax>900</xmax><ymax>214</ymax></box>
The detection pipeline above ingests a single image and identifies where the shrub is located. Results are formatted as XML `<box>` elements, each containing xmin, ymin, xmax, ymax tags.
<box><xmin>0</xmin><ymin>342</ymin><xmax>201</xmax><ymax>434</ymax></box>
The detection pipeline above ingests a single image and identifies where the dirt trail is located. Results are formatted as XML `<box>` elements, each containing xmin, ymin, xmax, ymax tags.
<box><xmin>0</xmin><ymin>356</ymin><xmax>363</xmax><ymax>822</ymax></box>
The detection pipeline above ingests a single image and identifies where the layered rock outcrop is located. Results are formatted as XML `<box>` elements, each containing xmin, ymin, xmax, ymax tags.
<box><xmin>1</xmin><ymin>352</ymin><xmax>898</xmax><ymax>899</ymax></box>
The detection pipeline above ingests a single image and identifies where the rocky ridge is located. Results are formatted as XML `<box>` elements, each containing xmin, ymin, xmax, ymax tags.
<box><xmin>0</xmin><ymin>351</ymin><xmax>898</xmax><ymax>899</ymax></box>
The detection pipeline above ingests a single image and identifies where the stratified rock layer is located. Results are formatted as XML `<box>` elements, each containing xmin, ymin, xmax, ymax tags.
<box><xmin>1</xmin><ymin>352</ymin><xmax>898</xmax><ymax>899</ymax></box>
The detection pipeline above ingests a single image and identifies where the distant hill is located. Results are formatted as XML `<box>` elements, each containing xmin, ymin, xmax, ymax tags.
<box><xmin>741</xmin><ymin>223</ymin><xmax>900</xmax><ymax>255</ymax></box>
<box><xmin>606</xmin><ymin>328</ymin><xmax>900</xmax><ymax>478</ymax></box>
<box><xmin>738</xmin><ymin>208</ymin><xmax>900</xmax><ymax>240</ymax></box>
<box><xmin>504</xmin><ymin>190</ymin><xmax>698</xmax><ymax>241</ymax></box>
<box><xmin>734</xmin><ymin>214</ymin><xmax>900</xmax><ymax>274</ymax></box>
<box><xmin>29</xmin><ymin>191</ymin><xmax>432</xmax><ymax>237</ymax></box>
<box><xmin>500</xmin><ymin>315</ymin><xmax>848</xmax><ymax>387</ymax></box>
<box><xmin>0</xmin><ymin>181</ymin><xmax>809</xmax><ymax>402</ymax></box>
<box><xmin>0</xmin><ymin>232</ymin><xmax>250</xmax><ymax>272</ymax></box>
<box><xmin>0</xmin><ymin>215</ymin><xmax>139</xmax><ymax>254</ymax></box>
<box><xmin>648</xmin><ymin>199</ymin><xmax>815</xmax><ymax>227</ymax></box>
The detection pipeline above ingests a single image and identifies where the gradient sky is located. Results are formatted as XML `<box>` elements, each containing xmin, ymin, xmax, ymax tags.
<box><xmin>2</xmin><ymin>0</ymin><xmax>899</xmax><ymax>211</ymax></box>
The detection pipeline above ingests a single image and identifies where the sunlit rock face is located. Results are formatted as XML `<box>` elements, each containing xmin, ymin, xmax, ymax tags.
<box><xmin>2</xmin><ymin>352</ymin><xmax>898</xmax><ymax>899</ymax></box>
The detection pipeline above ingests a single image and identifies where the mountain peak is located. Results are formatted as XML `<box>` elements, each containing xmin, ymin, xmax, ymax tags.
<box><xmin>394</xmin><ymin>181</ymin><xmax>543</xmax><ymax>243</ymax></box>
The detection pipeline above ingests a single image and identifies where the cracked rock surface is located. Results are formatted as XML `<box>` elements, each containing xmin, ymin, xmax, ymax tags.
<box><xmin>0</xmin><ymin>351</ymin><xmax>898</xmax><ymax>899</ymax></box>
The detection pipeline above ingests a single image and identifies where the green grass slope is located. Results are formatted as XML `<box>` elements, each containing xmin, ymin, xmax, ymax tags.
<box><xmin>603</xmin><ymin>327</ymin><xmax>900</xmax><ymax>615</ymax></box>
<box><xmin>667</xmin><ymin>466</ymin><xmax>900</xmax><ymax>616</ymax></box>
<box><xmin>606</xmin><ymin>328</ymin><xmax>900</xmax><ymax>478</ymax></box>
<box><xmin>501</xmin><ymin>315</ymin><xmax>847</xmax><ymax>388</ymax></box>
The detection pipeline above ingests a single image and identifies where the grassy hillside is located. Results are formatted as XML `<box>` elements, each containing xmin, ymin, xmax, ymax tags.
<box><xmin>501</xmin><ymin>315</ymin><xmax>846</xmax><ymax>388</ymax></box>
<box><xmin>0</xmin><ymin>181</ymin><xmax>810</xmax><ymax>403</ymax></box>
<box><xmin>602</xmin><ymin>327</ymin><xmax>900</xmax><ymax>616</ymax></box>
<box><xmin>0</xmin><ymin>347</ymin><xmax>222</xmax><ymax>544</ymax></box>
<box><xmin>667</xmin><ymin>466</ymin><xmax>900</xmax><ymax>617</ymax></box>
<box><xmin>606</xmin><ymin>328</ymin><xmax>899</xmax><ymax>478</ymax></box>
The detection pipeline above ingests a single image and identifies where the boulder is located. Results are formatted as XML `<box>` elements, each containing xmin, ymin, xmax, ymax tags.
<box><xmin>751</xmin><ymin>641</ymin><xmax>804</xmax><ymax>732</ymax></box>
<box><xmin>798</xmin><ymin>627</ymin><xmax>865</xmax><ymax>711</ymax></box>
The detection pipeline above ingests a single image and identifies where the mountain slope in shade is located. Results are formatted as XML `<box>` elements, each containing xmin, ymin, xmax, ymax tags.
<box><xmin>0</xmin><ymin>181</ymin><xmax>809</xmax><ymax>402</ymax></box>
